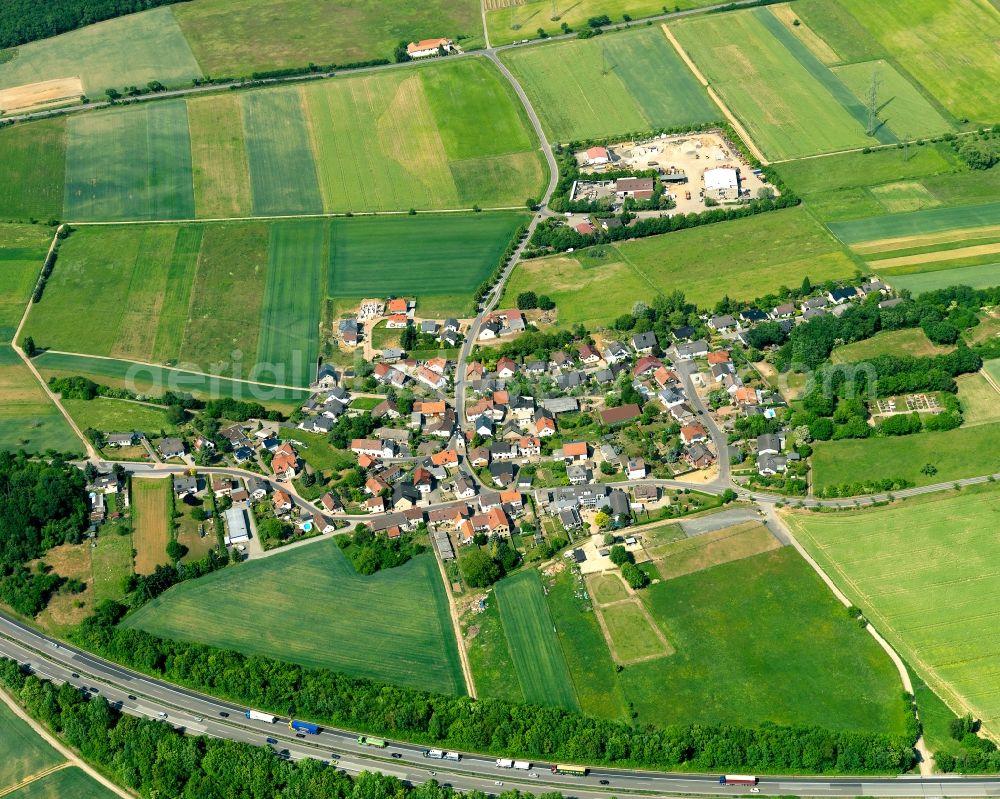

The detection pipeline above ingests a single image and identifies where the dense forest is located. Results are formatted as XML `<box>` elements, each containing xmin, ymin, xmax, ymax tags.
<box><xmin>0</xmin><ymin>0</ymin><xmax>180</xmax><ymax>49</ymax></box>
<box><xmin>74</xmin><ymin>602</ymin><xmax>918</xmax><ymax>774</ymax></box>
<box><xmin>0</xmin><ymin>453</ymin><xmax>88</xmax><ymax>615</ymax></box>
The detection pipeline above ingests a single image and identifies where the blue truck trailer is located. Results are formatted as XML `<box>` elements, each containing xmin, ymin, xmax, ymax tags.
<box><xmin>289</xmin><ymin>719</ymin><xmax>320</xmax><ymax>734</ymax></box>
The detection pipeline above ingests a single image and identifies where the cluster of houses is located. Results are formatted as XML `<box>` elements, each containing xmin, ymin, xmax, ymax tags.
<box><xmin>337</xmin><ymin>297</ymin><xmax>463</xmax><ymax>350</ymax></box>
<box><xmin>478</xmin><ymin>308</ymin><xmax>527</xmax><ymax>340</ymax></box>
<box><xmin>373</xmin><ymin>354</ymin><xmax>452</xmax><ymax>392</ymax></box>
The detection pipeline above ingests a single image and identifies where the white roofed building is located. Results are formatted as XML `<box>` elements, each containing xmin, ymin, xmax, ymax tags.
<box><xmin>704</xmin><ymin>167</ymin><xmax>740</xmax><ymax>201</ymax></box>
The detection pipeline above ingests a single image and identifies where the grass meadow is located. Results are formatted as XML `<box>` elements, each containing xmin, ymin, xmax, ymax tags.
<box><xmin>124</xmin><ymin>541</ymin><xmax>466</xmax><ymax>695</ymax></box>
<box><xmin>8</xmin><ymin>767</ymin><xmax>120</xmax><ymax>799</ymax></box>
<box><xmin>188</xmin><ymin>94</ymin><xmax>253</xmax><ymax>219</ymax></box>
<box><xmin>63</xmin><ymin>100</ymin><xmax>195</xmax><ymax>222</ymax></box>
<box><xmin>0</xmin><ymin>120</ymin><xmax>66</xmax><ymax>222</ymax></box>
<box><xmin>91</xmin><ymin>531</ymin><xmax>135</xmax><ymax>604</ymax></box>
<box><xmin>836</xmin><ymin>0</ymin><xmax>1000</xmax><ymax>122</ymax></box>
<box><xmin>131</xmin><ymin>478</ymin><xmax>170</xmax><ymax>575</ymax></box>
<box><xmin>504</xmin><ymin>207</ymin><xmax>855</xmax><ymax>329</ymax></box>
<box><xmin>811</xmin><ymin>422</ymin><xmax>1000</xmax><ymax>492</ymax></box>
<box><xmin>671</xmin><ymin>7</ymin><xmax>882</xmax><ymax>160</ymax></box>
<box><xmin>494</xmin><ymin>570</ymin><xmax>580</xmax><ymax>711</ymax></box>
<box><xmin>486</xmin><ymin>0</ymin><xmax>720</xmax><ymax>46</ymax></box>
<box><xmin>0</xmin><ymin>699</ymin><xmax>64</xmax><ymax>793</ymax></box>
<box><xmin>60</xmin><ymin>398</ymin><xmax>178</xmax><ymax>439</ymax></box>
<box><xmin>956</xmin><ymin>373</ymin><xmax>1000</xmax><ymax>426</ymax></box>
<box><xmin>623</xmin><ymin>548</ymin><xmax>908</xmax><ymax>733</ymax></box>
<box><xmin>465</xmin><ymin>592</ymin><xmax>524</xmax><ymax>703</ymax></box>
<box><xmin>785</xmin><ymin>484</ymin><xmax>1000</xmax><ymax>736</ymax></box>
<box><xmin>173</xmin><ymin>0</ymin><xmax>483</xmax><ymax>76</ymax></box>
<box><xmin>0</xmin><ymin>6</ymin><xmax>202</xmax><ymax>95</ymax></box>
<box><xmin>306</xmin><ymin>59</ymin><xmax>545</xmax><ymax>212</ymax></box>
<box><xmin>501</xmin><ymin>26</ymin><xmax>717</xmax><ymax>141</ymax></box>
<box><xmin>830</xmin><ymin>328</ymin><xmax>951</xmax><ymax>363</ymax></box>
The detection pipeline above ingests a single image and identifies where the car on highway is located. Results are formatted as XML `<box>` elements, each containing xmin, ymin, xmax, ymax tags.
<box><xmin>599</xmin><ymin>780</ymin><xmax>610</xmax><ymax>786</ymax></box>
<box><xmin>750</xmin><ymin>789</ymin><xmax>760</xmax><ymax>794</ymax></box>
<box><xmin>127</xmin><ymin>695</ymin><xmax>136</xmax><ymax>700</ymax></box>
<box><xmin>494</xmin><ymin>781</ymin><xmax>503</xmax><ymax>786</ymax></box>
<box><xmin>193</xmin><ymin>716</ymin><xmax>203</xmax><ymax>722</ymax></box>
<box><xmin>219</xmin><ymin>711</ymin><xmax>230</xmax><ymax>717</ymax></box>
<box><xmin>296</xmin><ymin>733</ymin><xmax>306</xmax><ymax>739</ymax></box>
<box><xmin>266</xmin><ymin>738</ymin><xmax>278</xmax><ymax>745</ymax></box>
<box><xmin>158</xmin><ymin>712</ymin><xmax>168</xmax><ymax>719</ymax></box>
<box><xmin>88</xmin><ymin>687</ymin><xmax>99</xmax><ymax>693</ymax></box>
<box><xmin>329</xmin><ymin>754</ymin><xmax>339</xmax><ymax>760</ymax></box>
<box><xmin>71</xmin><ymin>672</ymin><xmax>79</xmax><ymax>678</ymax></box>
<box><xmin>391</xmin><ymin>753</ymin><xmax>402</xmax><ymax>759</ymax></box>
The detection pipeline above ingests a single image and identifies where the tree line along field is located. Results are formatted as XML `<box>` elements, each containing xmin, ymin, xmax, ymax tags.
<box><xmin>500</xmin><ymin>26</ymin><xmax>718</xmax><ymax>142</ymax></box>
<box><xmin>0</xmin><ymin>225</ymin><xmax>80</xmax><ymax>456</ymax></box>
<box><xmin>502</xmin><ymin>207</ymin><xmax>856</xmax><ymax>330</ymax></box>
<box><xmin>486</xmin><ymin>0</ymin><xmax>720</xmax><ymax>47</ymax></box>
<box><xmin>784</xmin><ymin>484</ymin><xmax>1000</xmax><ymax>738</ymax></box>
<box><xmin>124</xmin><ymin>540</ymin><xmax>466</xmax><ymax>696</ymax></box>
<box><xmin>669</xmin><ymin>6</ymin><xmax>952</xmax><ymax>162</ymax></box>
<box><xmin>7</xmin><ymin>57</ymin><xmax>544</xmax><ymax>222</ymax></box>
<box><xmin>24</xmin><ymin>213</ymin><xmax>523</xmax><ymax>386</ymax></box>
<box><xmin>472</xmin><ymin>546</ymin><xmax>907</xmax><ymax>733</ymax></box>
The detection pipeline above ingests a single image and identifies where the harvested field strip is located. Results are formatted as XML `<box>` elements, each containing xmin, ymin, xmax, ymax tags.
<box><xmin>124</xmin><ymin>543</ymin><xmax>466</xmax><ymax>695</ymax></box>
<box><xmin>188</xmin><ymin>94</ymin><xmax>253</xmax><ymax>218</ymax></box>
<box><xmin>863</xmin><ymin>233</ymin><xmax>1000</xmax><ymax>261</ymax></box>
<box><xmin>495</xmin><ymin>570</ymin><xmax>580</xmax><ymax>711</ymax></box>
<box><xmin>241</xmin><ymin>87</ymin><xmax>323</xmax><ymax>216</ymax></box>
<box><xmin>132</xmin><ymin>478</ymin><xmax>169</xmax><ymax>575</ymax></box>
<box><xmin>831</xmin><ymin>201</ymin><xmax>1000</xmax><ymax>246</ymax></box>
<box><xmin>869</xmin><ymin>241</ymin><xmax>1000</xmax><ymax>269</ymax></box>
<box><xmin>256</xmin><ymin>221</ymin><xmax>327</xmax><ymax>386</ymax></box>
<box><xmin>63</xmin><ymin>100</ymin><xmax>195</xmax><ymax>222</ymax></box>
<box><xmin>653</xmin><ymin>522</ymin><xmax>781</xmax><ymax>580</ymax></box>
<box><xmin>768</xmin><ymin>2</ymin><xmax>840</xmax><ymax>65</ymax></box>
<box><xmin>855</xmin><ymin>225</ymin><xmax>1000</xmax><ymax>256</ymax></box>
<box><xmin>755</xmin><ymin>8</ymin><xmax>895</xmax><ymax>145</ymax></box>
<box><xmin>34</xmin><ymin>352</ymin><xmax>310</xmax><ymax>404</ymax></box>
<box><xmin>152</xmin><ymin>226</ymin><xmax>204</xmax><ymax>364</ymax></box>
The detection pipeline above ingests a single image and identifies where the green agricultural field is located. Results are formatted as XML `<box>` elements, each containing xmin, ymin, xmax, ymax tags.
<box><xmin>494</xmin><ymin>570</ymin><xmax>580</xmax><ymax>711</ymax></box>
<box><xmin>60</xmin><ymin>398</ymin><xmax>178</xmax><ymax>438</ymax></box>
<box><xmin>305</xmin><ymin>58</ymin><xmax>545</xmax><ymax>212</ymax></box>
<box><xmin>240</xmin><ymin>87</ymin><xmax>323</xmax><ymax>217</ymax></box>
<box><xmin>0</xmin><ymin>6</ymin><xmax>202</xmax><ymax>96</ymax></box>
<box><xmin>63</xmin><ymin>100</ymin><xmax>195</xmax><ymax>222</ymax></box>
<box><xmin>884</xmin><ymin>262</ymin><xmax>1000</xmax><ymax>295</ymax></box>
<box><xmin>546</xmin><ymin>569</ymin><xmax>629</xmax><ymax>721</ymax></box>
<box><xmin>173</xmin><ymin>0</ymin><xmax>483</xmax><ymax>77</ymax></box>
<box><xmin>501</xmin><ymin>26</ymin><xmax>717</xmax><ymax>141</ymax></box>
<box><xmin>0</xmin><ymin>224</ymin><xmax>50</xmax><ymax>333</ymax></box>
<box><xmin>257</xmin><ymin>221</ymin><xmax>328</xmax><ymax>382</ymax></box>
<box><xmin>0</xmin><ymin>119</ymin><xmax>66</xmax><ymax>222</ymax></box>
<box><xmin>671</xmin><ymin>8</ymin><xmax>883</xmax><ymax>160</ymax></box>
<box><xmin>329</xmin><ymin>212</ymin><xmax>527</xmax><ymax>314</ymax></box>
<box><xmin>188</xmin><ymin>94</ymin><xmax>253</xmax><ymax>219</ymax></box>
<box><xmin>830</xmin><ymin>200</ymin><xmax>1000</xmax><ymax>247</ymax></box>
<box><xmin>505</xmin><ymin>207</ymin><xmax>855</xmax><ymax>328</ymax></box>
<box><xmin>831</xmin><ymin>60</ymin><xmax>953</xmax><ymax>140</ymax></box>
<box><xmin>7</xmin><ymin>766</ymin><xmax>119</xmax><ymax>799</ymax></box>
<box><xmin>622</xmin><ymin>548</ymin><xmax>908</xmax><ymax>733</ymax></box>
<box><xmin>0</xmin><ymin>698</ymin><xmax>64</xmax><ymax>792</ymax></box>
<box><xmin>486</xmin><ymin>0</ymin><xmax>719</xmax><ymax>47</ymax></box>
<box><xmin>830</xmin><ymin>328</ymin><xmax>951</xmax><ymax>363</ymax></box>
<box><xmin>601</xmin><ymin>601</ymin><xmax>670</xmax><ymax>662</ymax></box>
<box><xmin>836</xmin><ymin>0</ymin><xmax>1000</xmax><ymax>122</ymax></box>
<box><xmin>35</xmin><ymin>353</ymin><xmax>309</xmax><ymax>407</ymax></box>
<box><xmin>125</xmin><ymin>541</ymin><xmax>465</xmax><ymax>695</ymax></box>
<box><xmin>785</xmin><ymin>484</ymin><xmax>1000</xmax><ymax>735</ymax></box>
<box><xmin>811</xmin><ymin>422</ymin><xmax>1000</xmax><ymax>492</ymax></box>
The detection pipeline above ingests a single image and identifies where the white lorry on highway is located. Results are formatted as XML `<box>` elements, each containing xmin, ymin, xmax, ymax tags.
<box><xmin>496</xmin><ymin>759</ymin><xmax>531</xmax><ymax>770</ymax></box>
<box><xmin>246</xmin><ymin>709</ymin><xmax>278</xmax><ymax>723</ymax></box>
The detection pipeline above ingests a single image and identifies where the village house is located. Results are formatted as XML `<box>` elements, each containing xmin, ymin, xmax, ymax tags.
<box><xmin>560</xmin><ymin>441</ymin><xmax>589</xmax><ymax>463</ymax></box>
<box><xmin>158</xmin><ymin>437</ymin><xmax>186</xmax><ymax>459</ymax></box>
<box><xmin>271</xmin><ymin>443</ymin><xmax>299</xmax><ymax>479</ymax></box>
<box><xmin>406</xmin><ymin>37</ymin><xmax>453</xmax><ymax>58</ymax></box>
<box><xmin>585</xmin><ymin>146</ymin><xmax>610</xmax><ymax>165</ymax></box>
<box><xmin>680</xmin><ymin>424</ymin><xmax>708</xmax><ymax>445</ymax></box>
<box><xmin>106</xmin><ymin>432</ymin><xmax>137</xmax><ymax>447</ymax></box>
<box><xmin>272</xmin><ymin>489</ymin><xmax>293</xmax><ymax>513</ymax></box>
<box><xmin>600</xmin><ymin>404</ymin><xmax>642</xmax><ymax>426</ymax></box>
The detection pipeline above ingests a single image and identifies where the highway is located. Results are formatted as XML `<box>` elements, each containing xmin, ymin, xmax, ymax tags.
<box><xmin>3</xmin><ymin>611</ymin><xmax>997</xmax><ymax>797</ymax></box>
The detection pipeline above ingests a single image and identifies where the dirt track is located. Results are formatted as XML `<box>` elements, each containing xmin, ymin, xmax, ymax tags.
<box><xmin>0</xmin><ymin>76</ymin><xmax>82</xmax><ymax>113</ymax></box>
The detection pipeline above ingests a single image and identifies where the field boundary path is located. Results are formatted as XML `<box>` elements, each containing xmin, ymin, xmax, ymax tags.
<box><xmin>0</xmin><ymin>763</ymin><xmax>71</xmax><ymax>798</ymax></box>
<box><xmin>0</xmin><ymin>688</ymin><xmax>135</xmax><ymax>799</ymax></box>
<box><xmin>660</xmin><ymin>23</ymin><xmax>769</xmax><ymax>166</ymax></box>
<box><xmin>767</xmin><ymin>507</ymin><xmax>934</xmax><ymax>775</ymax></box>
<box><xmin>432</xmin><ymin>546</ymin><xmax>476</xmax><ymax>697</ymax></box>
